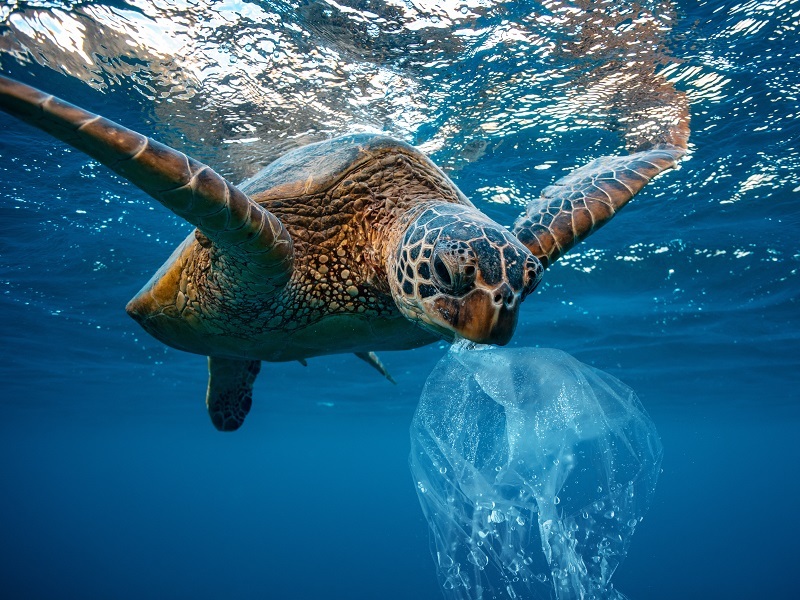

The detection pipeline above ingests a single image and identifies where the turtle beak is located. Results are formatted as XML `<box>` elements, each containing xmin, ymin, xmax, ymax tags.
<box><xmin>431</xmin><ymin>284</ymin><xmax>520</xmax><ymax>346</ymax></box>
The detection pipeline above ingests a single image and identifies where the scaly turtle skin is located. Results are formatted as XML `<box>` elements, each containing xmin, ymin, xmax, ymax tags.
<box><xmin>0</xmin><ymin>75</ymin><xmax>689</xmax><ymax>431</ymax></box>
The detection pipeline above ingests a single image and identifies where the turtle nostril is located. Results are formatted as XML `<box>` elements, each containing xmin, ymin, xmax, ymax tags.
<box><xmin>492</xmin><ymin>286</ymin><xmax>515</xmax><ymax>307</ymax></box>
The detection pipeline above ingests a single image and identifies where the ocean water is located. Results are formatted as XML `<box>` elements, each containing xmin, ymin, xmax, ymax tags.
<box><xmin>0</xmin><ymin>1</ymin><xmax>798</xmax><ymax>599</ymax></box>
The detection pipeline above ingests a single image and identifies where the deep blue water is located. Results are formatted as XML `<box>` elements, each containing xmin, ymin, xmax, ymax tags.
<box><xmin>1</xmin><ymin>1</ymin><xmax>799</xmax><ymax>599</ymax></box>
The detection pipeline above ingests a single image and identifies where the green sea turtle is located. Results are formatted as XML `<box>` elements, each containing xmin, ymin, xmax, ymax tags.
<box><xmin>0</xmin><ymin>75</ymin><xmax>688</xmax><ymax>431</ymax></box>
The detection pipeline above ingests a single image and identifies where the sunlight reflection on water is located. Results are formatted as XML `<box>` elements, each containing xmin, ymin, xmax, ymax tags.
<box><xmin>2</xmin><ymin>1</ymin><xmax>696</xmax><ymax>160</ymax></box>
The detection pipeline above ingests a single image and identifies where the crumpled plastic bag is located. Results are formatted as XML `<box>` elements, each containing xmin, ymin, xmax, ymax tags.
<box><xmin>410</xmin><ymin>343</ymin><xmax>663</xmax><ymax>599</ymax></box>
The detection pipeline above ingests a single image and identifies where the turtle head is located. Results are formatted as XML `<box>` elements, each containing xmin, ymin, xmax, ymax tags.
<box><xmin>388</xmin><ymin>204</ymin><xmax>543</xmax><ymax>345</ymax></box>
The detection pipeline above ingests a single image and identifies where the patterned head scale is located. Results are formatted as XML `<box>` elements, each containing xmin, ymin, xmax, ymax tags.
<box><xmin>389</xmin><ymin>204</ymin><xmax>543</xmax><ymax>345</ymax></box>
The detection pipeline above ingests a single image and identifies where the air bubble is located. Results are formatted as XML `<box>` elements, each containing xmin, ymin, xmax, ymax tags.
<box><xmin>468</xmin><ymin>548</ymin><xmax>489</xmax><ymax>568</ymax></box>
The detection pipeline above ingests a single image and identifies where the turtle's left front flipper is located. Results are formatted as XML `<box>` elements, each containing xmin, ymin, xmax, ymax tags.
<box><xmin>206</xmin><ymin>357</ymin><xmax>261</xmax><ymax>431</ymax></box>
<box><xmin>514</xmin><ymin>91</ymin><xmax>689</xmax><ymax>269</ymax></box>
<box><xmin>513</xmin><ymin>144</ymin><xmax>685</xmax><ymax>269</ymax></box>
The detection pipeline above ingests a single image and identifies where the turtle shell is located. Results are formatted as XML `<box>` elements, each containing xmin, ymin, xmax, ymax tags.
<box><xmin>127</xmin><ymin>133</ymin><xmax>470</xmax><ymax>361</ymax></box>
<box><xmin>240</xmin><ymin>133</ymin><xmax>471</xmax><ymax>205</ymax></box>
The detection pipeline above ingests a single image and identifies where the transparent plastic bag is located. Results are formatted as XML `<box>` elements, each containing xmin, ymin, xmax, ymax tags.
<box><xmin>410</xmin><ymin>343</ymin><xmax>663</xmax><ymax>599</ymax></box>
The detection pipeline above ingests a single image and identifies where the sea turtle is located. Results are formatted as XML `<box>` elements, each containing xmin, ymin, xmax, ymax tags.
<box><xmin>0</xmin><ymin>75</ymin><xmax>688</xmax><ymax>431</ymax></box>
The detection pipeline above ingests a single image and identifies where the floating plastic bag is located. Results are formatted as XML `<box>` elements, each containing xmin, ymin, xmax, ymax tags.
<box><xmin>410</xmin><ymin>343</ymin><xmax>663</xmax><ymax>600</ymax></box>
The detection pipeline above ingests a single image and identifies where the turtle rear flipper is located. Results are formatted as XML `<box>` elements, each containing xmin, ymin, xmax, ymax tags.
<box><xmin>0</xmin><ymin>75</ymin><xmax>294</xmax><ymax>293</ymax></box>
<box><xmin>355</xmin><ymin>352</ymin><xmax>396</xmax><ymax>384</ymax></box>
<box><xmin>206</xmin><ymin>357</ymin><xmax>262</xmax><ymax>431</ymax></box>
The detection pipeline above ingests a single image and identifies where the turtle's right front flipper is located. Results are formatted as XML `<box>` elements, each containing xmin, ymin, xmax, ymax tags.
<box><xmin>0</xmin><ymin>75</ymin><xmax>294</xmax><ymax>292</ymax></box>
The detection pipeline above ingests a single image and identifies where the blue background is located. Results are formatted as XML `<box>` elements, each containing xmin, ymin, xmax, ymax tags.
<box><xmin>1</xmin><ymin>1</ymin><xmax>798</xmax><ymax>598</ymax></box>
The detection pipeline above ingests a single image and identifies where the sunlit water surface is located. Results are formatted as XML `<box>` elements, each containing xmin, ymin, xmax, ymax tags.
<box><xmin>1</xmin><ymin>1</ymin><xmax>798</xmax><ymax>599</ymax></box>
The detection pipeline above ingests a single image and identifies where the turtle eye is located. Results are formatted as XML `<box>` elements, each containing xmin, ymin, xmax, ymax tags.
<box><xmin>432</xmin><ymin>244</ymin><xmax>477</xmax><ymax>295</ymax></box>
<box><xmin>454</xmin><ymin>263</ymin><xmax>477</xmax><ymax>294</ymax></box>
<box><xmin>433</xmin><ymin>253</ymin><xmax>452</xmax><ymax>287</ymax></box>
